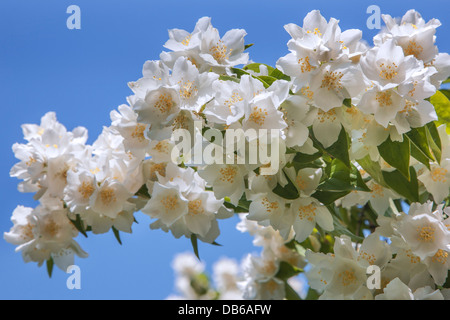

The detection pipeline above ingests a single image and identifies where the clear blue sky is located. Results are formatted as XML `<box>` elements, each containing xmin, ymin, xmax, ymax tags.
<box><xmin>1</xmin><ymin>0</ymin><xmax>449</xmax><ymax>300</ymax></box>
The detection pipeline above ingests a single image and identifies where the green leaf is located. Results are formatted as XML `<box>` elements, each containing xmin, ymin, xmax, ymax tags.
<box><xmin>311</xmin><ymin>190</ymin><xmax>350</xmax><ymax>205</ymax></box>
<box><xmin>305</xmin><ymin>288</ymin><xmax>321</xmax><ymax>300</ymax></box>
<box><xmin>272</xmin><ymin>170</ymin><xmax>300</xmax><ymax>200</ymax></box>
<box><xmin>190</xmin><ymin>234</ymin><xmax>200</xmax><ymax>260</ymax></box>
<box><xmin>440</xmin><ymin>89</ymin><xmax>450</xmax><ymax>100</ymax></box>
<box><xmin>382</xmin><ymin>167</ymin><xmax>419</xmax><ymax>202</ymax></box>
<box><xmin>328</xmin><ymin>208</ymin><xmax>364</xmax><ymax>242</ymax></box>
<box><xmin>409</xmin><ymin>138</ymin><xmax>431</xmax><ymax>170</ymax></box>
<box><xmin>317</xmin><ymin>159</ymin><xmax>370</xmax><ymax>193</ymax></box>
<box><xmin>351</xmin><ymin>164</ymin><xmax>371</xmax><ymax>192</ymax></box>
<box><xmin>275</xmin><ymin>261</ymin><xmax>303</xmax><ymax>281</ymax></box>
<box><xmin>112</xmin><ymin>226</ymin><xmax>122</xmax><ymax>245</ymax></box>
<box><xmin>70</xmin><ymin>214</ymin><xmax>88</xmax><ymax>238</ymax></box>
<box><xmin>135</xmin><ymin>184</ymin><xmax>151</xmax><ymax>198</ymax></box>
<box><xmin>443</xmin><ymin>77</ymin><xmax>450</xmax><ymax>84</ymax></box>
<box><xmin>230</xmin><ymin>67</ymin><xmax>270</xmax><ymax>88</ymax></box>
<box><xmin>357</xmin><ymin>154</ymin><xmax>387</xmax><ymax>188</ymax></box>
<box><xmin>292</xmin><ymin>151</ymin><xmax>322</xmax><ymax>164</ymax></box>
<box><xmin>378</xmin><ymin>136</ymin><xmax>411</xmax><ymax>179</ymax></box>
<box><xmin>224</xmin><ymin>194</ymin><xmax>251</xmax><ymax>213</ymax></box>
<box><xmin>257</xmin><ymin>75</ymin><xmax>278</xmax><ymax>87</ymax></box>
<box><xmin>46</xmin><ymin>258</ymin><xmax>54</xmax><ymax>278</ymax></box>
<box><xmin>430</xmin><ymin>90</ymin><xmax>450</xmax><ymax>125</ymax></box>
<box><xmin>243</xmin><ymin>62</ymin><xmax>274</xmax><ymax>74</ymax></box>
<box><xmin>230</xmin><ymin>67</ymin><xmax>250</xmax><ymax>78</ymax></box>
<box><xmin>406</xmin><ymin>127</ymin><xmax>435</xmax><ymax>161</ymax></box>
<box><xmin>219</xmin><ymin>75</ymin><xmax>240</xmax><ymax>83</ymax></box>
<box><xmin>285</xmin><ymin>282</ymin><xmax>302</xmax><ymax>300</ymax></box>
<box><xmin>244</xmin><ymin>43</ymin><xmax>254</xmax><ymax>50</ymax></box>
<box><xmin>310</xmin><ymin>126</ymin><xmax>350</xmax><ymax>168</ymax></box>
<box><xmin>284</xmin><ymin>239</ymin><xmax>306</xmax><ymax>257</ymax></box>
<box><xmin>343</xmin><ymin>98</ymin><xmax>352</xmax><ymax>108</ymax></box>
<box><xmin>270</xmin><ymin>68</ymin><xmax>291</xmax><ymax>81</ymax></box>
<box><xmin>191</xmin><ymin>273</ymin><xmax>210</xmax><ymax>296</ymax></box>
<box><xmin>426</xmin><ymin>122</ymin><xmax>442</xmax><ymax>164</ymax></box>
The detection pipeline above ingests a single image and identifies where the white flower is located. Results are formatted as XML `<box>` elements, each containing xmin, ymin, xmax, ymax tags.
<box><xmin>279</xmin><ymin>95</ymin><xmax>316</xmax><ymax>148</ymax></box>
<box><xmin>423</xmin><ymin>249</ymin><xmax>450</xmax><ymax>286</ymax></box>
<box><xmin>4</xmin><ymin>198</ymin><xmax>88</xmax><ymax>270</ymax></box>
<box><xmin>110</xmin><ymin>104</ymin><xmax>150</xmax><ymax>155</ymax></box>
<box><xmin>142</xmin><ymin>182</ymin><xmax>188</xmax><ymax>226</ymax></box>
<box><xmin>243</xmin><ymin>92</ymin><xmax>287</xmax><ymax>132</ymax></box>
<box><xmin>239</xmin><ymin>254</ymin><xmax>285</xmax><ymax>300</ymax></box>
<box><xmin>277</xmin><ymin>10</ymin><xmax>365</xmax><ymax>92</ymax></box>
<box><xmin>418</xmin><ymin>160</ymin><xmax>450</xmax><ymax>203</ymax></box>
<box><xmin>377</xmin><ymin>10</ymin><xmax>441</xmax><ymax>64</ymax></box>
<box><xmin>290</xmin><ymin>197</ymin><xmax>333</xmax><ymax>242</ymax></box>
<box><xmin>360</xmin><ymin>39</ymin><xmax>422</xmax><ymax>90</ymax></box>
<box><xmin>397</xmin><ymin>202</ymin><xmax>450</xmax><ymax>260</ymax></box>
<box><xmin>246</xmin><ymin>193</ymin><xmax>293</xmax><ymax>231</ymax></box>
<box><xmin>128</xmin><ymin>60</ymin><xmax>170</xmax><ymax>100</ymax></box>
<box><xmin>311</xmin><ymin>107</ymin><xmax>345</xmax><ymax>148</ymax></box>
<box><xmin>341</xmin><ymin>179</ymin><xmax>398</xmax><ymax>215</ymax></box>
<box><xmin>199</xmin><ymin>26</ymin><xmax>249</xmax><ymax>70</ymax></box>
<box><xmin>172</xmin><ymin>251</ymin><xmax>205</xmax><ymax>277</ymax></box>
<box><xmin>161</xmin><ymin>17</ymin><xmax>249</xmax><ymax>73</ymax></box>
<box><xmin>213</xmin><ymin>258</ymin><xmax>243</xmax><ymax>299</ymax></box>
<box><xmin>309</xmin><ymin>60</ymin><xmax>365</xmax><ymax>111</ymax></box>
<box><xmin>64</xmin><ymin>169</ymin><xmax>97</xmax><ymax>214</ymax></box>
<box><xmin>90</xmin><ymin>178</ymin><xmax>132</xmax><ymax>219</ymax></box>
<box><xmin>133</xmin><ymin>85</ymin><xmax>180</xmax><ymax>126</ymax></box>
<box><xmin>375</xmin><ymin>277</ymin><xmax>444</xmax><ymax>300</ymax></box>
<box><xmin>198</xmin><ymin>163</ymin><xmax>246</xmax><ymax>206</ymax></box>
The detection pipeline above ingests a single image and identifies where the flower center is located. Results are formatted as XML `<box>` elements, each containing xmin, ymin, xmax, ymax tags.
<box><xmin>172</xmin><ymin>113</ymin><xmax>189</xmax><ymax>131</ymax></box>
<box><xmin>261</xmin><ymin>197</ymin><xmax>279</xmax><ymax>213</ymax></box>
<box><xmin>431</xmin><ymin>167</ymin><xmax>448</xmax><ymax>183</ymax></box>
<box><xmin>224</xmin><ymin>92</ymin><xmax>243</xmax><ymax>113</ymax></box>
<box><xmin>417</xmin><ymin>225</ymin><xmax>436</xmax><ymax>242</ymax></box>
<box><xmin>78</xmin><ymin>181</ymin><xmax>95</xmax><ymax>199</ymax></box>
<box><xmin>188</xmin><ymin>199</ymin><xmax>204</xmax><ymax>215</ymax></box>
<box><xmin>219</xmin><ymin>166</ymin><xmax>237</xmax><ymax>184</ymax></box>
<box><xmin>375</xmin><ymin>91</ymin><xmax>393</xmax><ymax>107</ymax></box>
<box><xmin>160</xmin><ymin>195</ymin><xmax>179</xmax><ymax>212</ymax></box>
<box><xmin>249</xmin><ymin>106</ymin><xmax>268</xmax><ymax>126</ymax></box>
<box><xmin>154</xmin><ymin>93</ymin><xmax>174</xmax><ymax>114</ymax></box>
<box><xmin>179</xmin><ymin>80</ymin><xmax>198</xmax><ymax>100</ymax></box>
<box><xmin>43</xmin><ymin>219</ymin><xmax>59</xmax><ymax>237</ymax></box>
<box><xmin>379</xmin><ymin>62</ymin><xmax>398</xmax><ymax>80</ymax></box>
<box><xmin>317</xmin><ymin>109</ymin><xmax>337</xmax><ymax>123</ymax></box>
<box><xmin>149</xmin><ymin>163</ymin><xmax>166</xmax><ymax>181</ymax></box>
<box><xmin>131</xmin><ymin>124</ymin><xmax>147</xmax><ymax>142</ymax></box>
<box><xmin>298</xmin><ymin>56</ymin><xmax>315</xmax><ymax>73</ymax></box>
<box><xmin>338</xmin><ymin>269</ymin><xmax>357</xmax><ymax>287</ymax></box>
<box><xmin>100</xmin><ymin>187</ymin><xmax>117</xmax><ymax>205</ymax></box>
<box><xmin>298</xmin><ymin>204</ymin><xmax>316</xmax><ymax>222</ymax></box>
<box><xmin>181</xmin><ymin>34</ymin><xmax>191</xmax><ymax>46</ymax></box>
<box><xmin>320</xmin><ymin>71</ymin><xmax>344</xmax><ymax>91</ymax></box>
<box><xmin>403</xmin><ymin>40</ymin><xmax>423</xmax><ymax>59</ymax></box>
<box><xmin>210</xmin><ymin>40</ymin><xmax>231</xmax><ymax>63</ymax></box>
<box><xmin>432</xmin><ymin>249</ymin><xmax>448</xmax><ymax>265</ymax></box>
<box><xmin>371</xmin><ymin>183</ymin><xmax>384</xmax><ymax>198</ymax></box>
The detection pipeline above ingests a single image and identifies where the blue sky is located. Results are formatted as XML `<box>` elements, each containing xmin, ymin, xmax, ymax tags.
<box><xmin>1</xmin><ymin>0</ymin><xmax>449</xmax><ymax>300</ymax></box>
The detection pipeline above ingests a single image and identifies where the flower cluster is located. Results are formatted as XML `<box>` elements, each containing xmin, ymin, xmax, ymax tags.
<box><xmin>6</xmin><ymin>9</ymin><xmax>450</xmax><ymax>299</ymax></box>
<box><xmin>167</xmin><ymin>215</ymin><xmax>306</xmax><ymax>300</ymax></box>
